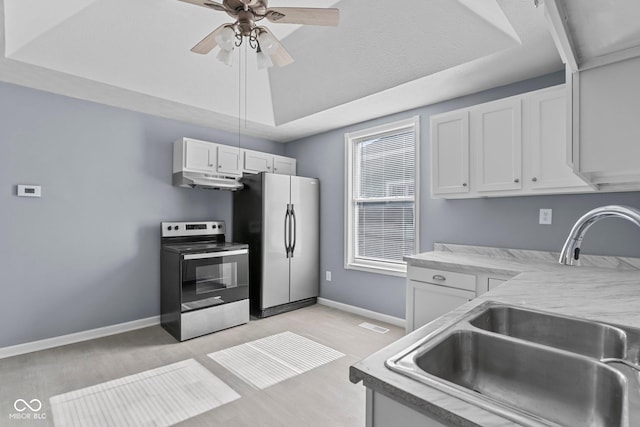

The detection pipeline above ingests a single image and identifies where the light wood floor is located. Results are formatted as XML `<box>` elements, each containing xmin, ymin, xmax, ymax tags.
<box><xmin>0</xmin><ymin>304</ymin><xmax>404</xmax><ymax>426</ymax></box>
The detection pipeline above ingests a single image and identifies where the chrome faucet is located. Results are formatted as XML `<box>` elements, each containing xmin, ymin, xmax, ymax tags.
<box><xmin>559</xmin><ymin>205</ymin><xmax>640</xmax><ymax>265</ymax></box>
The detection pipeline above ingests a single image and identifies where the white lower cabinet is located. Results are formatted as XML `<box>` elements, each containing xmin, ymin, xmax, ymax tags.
<box><xmin>408</xmin><ymin>281</ymin><xmax>474</xmax><ymax>333</ymax></box>
<box><xmin>406</xmin><ymin>266</ymin><xmax>515</xmax><ymax>333</ymax></box>
<box><xmin>406</xmin><ymin>266</ymin><xmax>476</xmax><ymax>333</ymax></box>
<box><xmin>366</xmin><ymin>389</ymin><xmax>448</xmax><ymax>427</ymax></box>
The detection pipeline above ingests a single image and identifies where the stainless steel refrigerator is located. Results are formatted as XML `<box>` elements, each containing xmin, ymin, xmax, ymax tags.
<box><xmin>233</xmin><ymin>172</ymin><xmax>319</xmax><ymax>318</ymax></box>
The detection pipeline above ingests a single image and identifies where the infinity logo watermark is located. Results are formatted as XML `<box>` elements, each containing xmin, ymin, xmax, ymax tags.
<box><xmin>9</xmin><ymin>399</ymin><xmax>46</xmax><ymax>421</ymax></box>
<box><xmin>14</xmin><ymin>399</ymin><xmax>42</xmax><ymax>412</ymax></box>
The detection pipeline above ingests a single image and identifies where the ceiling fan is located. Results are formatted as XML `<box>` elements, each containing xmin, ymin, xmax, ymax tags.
<box><xmin>179</xmin><ymin>0</ymin><xmax>340</xmax><ymax>68</ymax></box>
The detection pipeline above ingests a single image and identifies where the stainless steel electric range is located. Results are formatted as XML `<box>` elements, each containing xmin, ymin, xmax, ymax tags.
<box><xmin>160</xmin><ymin>220</ymin><xmax>249</xmax><ymax>341</ymax></box>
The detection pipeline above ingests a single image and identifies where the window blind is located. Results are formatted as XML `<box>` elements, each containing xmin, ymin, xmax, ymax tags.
<box><xmin>354</xmin><ymin>128</ymin><xmax>416</xmax><ymax>263</ymax></box>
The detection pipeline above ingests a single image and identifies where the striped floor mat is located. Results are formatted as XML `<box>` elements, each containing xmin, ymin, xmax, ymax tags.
<box><xmin>50</xmin><ymin>359</ymin><xmax>239</xmax><ymax>427</ymax></box>
<box><xmin>208</xmin><ymin>331</ymin><xmax>344</xmax><ymax>389</ymax></box>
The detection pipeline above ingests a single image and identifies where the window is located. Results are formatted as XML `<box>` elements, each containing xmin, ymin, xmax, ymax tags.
<box><xmin>345</xmin><ymin>116</ymin><xmax>419</xmax><ymax>276</ymax></box>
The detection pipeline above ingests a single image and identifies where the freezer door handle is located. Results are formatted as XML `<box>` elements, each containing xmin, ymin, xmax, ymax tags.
<box><xmin>284</xmin><ymin>206</ymin><xmax>291</xmax><ymax>258</ymax></box>
<box><xmin>290</xmin><ymin>204</ymin><xmax>297</xmax><ymax>258</ymax></box>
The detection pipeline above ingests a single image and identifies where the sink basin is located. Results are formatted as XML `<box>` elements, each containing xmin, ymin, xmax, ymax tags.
<box><xmin>469</xmin><ymin>305</ymin><xmax>628</xmax><ymax>360</ymax></box>
<box><xmin>386</xmin><ymin>302</ymin><xmax>640</xmax><ymax>427</ymax></box>
<box><xmin>416</xmin><ymin>330</ymin><xmax>625</xmax><ymax>427</ymax></box>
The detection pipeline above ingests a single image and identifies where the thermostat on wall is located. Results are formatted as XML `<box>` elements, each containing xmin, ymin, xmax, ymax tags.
<box><xmin>17</xmin><ymin>185</ymin><xmax>42</xmax><ymax>198</ymax></box>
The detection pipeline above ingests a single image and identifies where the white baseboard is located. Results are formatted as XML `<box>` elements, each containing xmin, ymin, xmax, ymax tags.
<box><xmin>317</xmin><ymin>298</ymin><xmax>406</xmax><ymax>328</ymax></box>
<box><xmin>0</xmin><ymin>316</ymin><xmax>161</xmax><ymax>360</ymax></box>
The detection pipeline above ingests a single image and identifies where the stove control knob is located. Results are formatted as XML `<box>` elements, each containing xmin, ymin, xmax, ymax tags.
<box><xmin>174</xmin><ymin>226</ymin><xmax>179</xmax><ymax>230</ymax></box>
<box><xmin>166</xmin><ymin>226</ymin><xmax>171</xmax><ymax>231</ymax></box>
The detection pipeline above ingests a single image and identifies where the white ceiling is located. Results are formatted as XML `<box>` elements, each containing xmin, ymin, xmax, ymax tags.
<box><xmin>0</xmin><ymin>0</ymin><xmax>564</xmax><ymax>142</ymax></box>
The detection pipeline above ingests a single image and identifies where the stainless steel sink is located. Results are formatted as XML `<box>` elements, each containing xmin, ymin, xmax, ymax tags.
<box><xmin>386</xmin><ymin>302</ymin><xmax>640</xmax><ymax>427</ymax></box>
<box><xmin>469</xmin><ymin>305</ymin><xmax>629</xmax><ymax>360</ymax></box>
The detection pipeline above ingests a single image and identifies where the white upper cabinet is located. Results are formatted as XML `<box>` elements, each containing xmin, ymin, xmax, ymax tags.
<box><xmin>431</xmin><ymin>110</ymin><xmax>469</xmax><ymax>195</ymax></box>
<box><xmin>472</xmin><ymin>97</ymin><xmax>522</xmax><ymax>192</ymax></box>
<box><xmin>572</xmin><ymin>56</ymin><xmax>640</xmax><ymax>187</ymax></box>
<box><xmin>527</xmin><ymin>87</ymin><xmax>589</xmax><ymax>190</ymax></box>
<box><xmin>243</xmin><ymin>149</ymin><xmax>273</xmax><ymax>173</ymax></box>
<box><xmin>430</xmin><ymin>85</ymin><xmax>593</xmax><ymax>199</ymax></box>
<box><xmin>242</xmin><ymin>150</ymin><xmax>297</xmax><ymax>176</ymax></box>
<box><xmin>216</xmin><ymin>146</ymin><xmax>242</xmax><ymax>177</ymax></box>
<box><xmin>273</xmin><ymin>155</ymin><xmax>296</xmax><ymax>176</ymax></box>
<box><xmin>183</xmin><ymin>139</ymin><xmax>217</xmax><ymax>174</ymax></box>
<box><xmin>174</xmin><ymin>138</ymin><xmax>297</xmax><ymax>178</ymax></box>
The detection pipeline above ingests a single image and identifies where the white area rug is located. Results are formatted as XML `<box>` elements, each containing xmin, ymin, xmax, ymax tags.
<box><xmin>50</xmin><ymin>359</ymin><xmax>239</xmax><ymax>427</ymax></box>
<box><xmin>208</xmin><ymin>331</ymin><xmax>344</xmax><ymax>389</ymax></box>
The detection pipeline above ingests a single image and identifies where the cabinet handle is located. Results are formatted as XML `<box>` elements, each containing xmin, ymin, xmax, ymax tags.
<box><xmin>218</xmin><ymin>165</ymin><xmax>222</xmax><ymax>168</ymax></box>
<box><xmin>514</xmin><ymin>178</ymin><xmax>520</xmax><ymax>183</ymax></box>
<box><xmin>267</xmin><ymin>166</ymin><xmax>271</xmax><ymax>170</ymax></box>
<box><xmin>432</xmin><ymin>274</ymin><xmax>446</xmax><ymax>281</ymax></box>
<box><xmin>532</xmin><ymin>177</ymin><xmax>537</xmax><ymax>182</ymax></box>
<box><xmin>462</xmin><ymin>183</ymin><xmax>467</xmax><ymax>187</ymax></box>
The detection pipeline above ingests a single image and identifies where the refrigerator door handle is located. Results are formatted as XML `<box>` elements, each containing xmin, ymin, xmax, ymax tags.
<box><xmin>284</xmin><ymin>206</ymin><xmax>290</xmax><ymax>258</ymax></box>
<box><xmin>290</xmin><ymin>204</ymin><xmax>297</xmax><ymax>257</ymax></box>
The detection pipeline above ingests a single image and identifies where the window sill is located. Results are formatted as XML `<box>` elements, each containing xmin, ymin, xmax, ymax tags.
<box><xmin>345</xmin><ymin>261</ymin><xmax>407</xmax><ymax>278</ymax></box>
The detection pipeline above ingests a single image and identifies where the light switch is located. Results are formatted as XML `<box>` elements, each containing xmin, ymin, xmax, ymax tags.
<box><xmin>17</xmin><ymin>185</ymin><xmax>41</xmax><ymax>198</ymax></box>
<box><xmin>325</xmin><ymin>271</ymin><xmax>332</xmax><ymax>282</ymax></box>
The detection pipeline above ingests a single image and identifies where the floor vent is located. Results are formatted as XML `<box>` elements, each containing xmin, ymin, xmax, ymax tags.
<box><xmin>359</xmin><ymin>322</ymin><xmax>390</xmax><ymax>334</ymax></box>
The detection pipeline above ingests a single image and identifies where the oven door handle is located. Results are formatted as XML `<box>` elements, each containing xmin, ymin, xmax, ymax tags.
<box><xmin>183</xmin><ymin>249</ymin><xmax>248</xmax><ymax>260</ymax></box>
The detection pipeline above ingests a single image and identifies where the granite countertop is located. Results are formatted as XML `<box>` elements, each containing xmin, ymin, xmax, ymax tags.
<box><xmin>350</xmin><ymin>244</ymin><xmax>640</xmax><ymax>427</ymax></box>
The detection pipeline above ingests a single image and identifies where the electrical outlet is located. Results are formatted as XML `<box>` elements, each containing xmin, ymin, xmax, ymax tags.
<box><xmin>325</xmin><ymin>271</ymin><xmax>332</xmax><ymax>282</ymax></box>
<box><xmin>539</xmin><ymin>209</ymin><xmax>552</xmax><ymax>225</ymax></box>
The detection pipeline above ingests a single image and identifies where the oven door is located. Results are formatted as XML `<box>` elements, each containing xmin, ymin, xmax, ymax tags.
<box><xmin>180</xmin><ymin>249</ymin><xmax>248</xmax><ymax>312</ymax></box>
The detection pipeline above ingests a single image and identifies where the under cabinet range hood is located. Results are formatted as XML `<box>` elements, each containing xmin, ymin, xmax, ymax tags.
<box><xmin>172</xmin><ymin>138</ymin><xmax>244</xmax><ymax>191</ymax></box>
<box><xmin>173</xmin><ymin>171</ymin><xmax>244</xmax><ymax>191</ymax></box>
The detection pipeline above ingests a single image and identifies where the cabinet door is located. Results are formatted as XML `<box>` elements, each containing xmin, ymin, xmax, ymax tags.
<box><xmin>431</xmin><ymin>111</ymin><xmax>469</xmax><ymax>195</ymax></box>
<box><xmin>473</xmin><ymin>98</ymin><xmax>522</xmax><ymax>192</ymax></box>
<box><xmin>185</xmin><ymin>140</ymin><xmax>216</xmax><ymax>173</ymax></box>
<box><xmin>529</xmin><ymin>88</ymin><xmax>587</xmax><ymax>190</ymax></box>
<box><xmin>273</xmin><ymin>155</ymin><xmax>296</xmax><ymax>175</ymax></box>
<box><xmin>408</xmin><ymin>280</ymin><xmax>474</xmax><ymax>332</ymax></box>
<box><xmin>577</xmin><ymin>56</ymin><xmax>640</xmax><ymax>183</ymax></box>
<box><xmin>217</xmin><ymin>146</ymin><xmax>242</xmax><ymax>176</ymax></box>
<box><xmin>243</xmin><ymin>150</ymin><xmax>273</xmax><ymax>173</ymax></box>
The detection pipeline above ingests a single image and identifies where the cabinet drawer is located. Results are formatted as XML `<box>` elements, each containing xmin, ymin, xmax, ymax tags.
<box><xmin>407</xmin><ymin>266</ymin><xmax>475</xmax><ymax>292</ymax></box>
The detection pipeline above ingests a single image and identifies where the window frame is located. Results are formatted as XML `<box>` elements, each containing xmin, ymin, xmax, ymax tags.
<box><xmin>344</xmin><ymin>116</ymin><xmax>420</xmax><ymax>277</ymax></box>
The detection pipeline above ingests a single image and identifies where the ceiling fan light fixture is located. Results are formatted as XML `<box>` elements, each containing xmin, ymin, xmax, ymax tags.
<box><xmin>215</xmin><ymin>25</ymin><xmax>237</xmax><ymax>52</ymax></box>
<box><xmin>256</xmin><ymin>46</ymin><xmax>274</xmax><ymax>69</ymax></box>
<box><xmin>257</xmin><ymin>30</ymin><xmax>280</xmax><ymax>56</ymax></box>
<box><xmin>216</xmin><ymin>47</ymin><xmax>235</xmax><ymax>66</ymax></box>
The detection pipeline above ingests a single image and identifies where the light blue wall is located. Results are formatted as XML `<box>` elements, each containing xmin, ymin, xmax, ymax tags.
<box><xmin>285</xmin><ymin>72</ymin><xmax>640</xmax><ymax>320</ymax></box>
<box><xmin>0</xmin><ymin>82</ymin><xmax>284</xmax><ymax>348</ymax></box>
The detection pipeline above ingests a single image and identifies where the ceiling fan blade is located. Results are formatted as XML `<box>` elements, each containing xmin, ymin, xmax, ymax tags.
<box><xmin>265</xmin><ymin>7</ymin><xmax>339</xmax><ymax>26</ymax></box>
<box><xmin>191</xmin><ymin>24</ymin><xmax>228</xmax><ymax>54</ymax></box>
<box><xmin>178</xmin><ymin>0</ymin><xmax>227</xmax><ymax>12</ymax></box>
<box><xmin>271</xmin><ymin>44</ymin><xmax>294</xmax><ymax>67</ymax></box>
